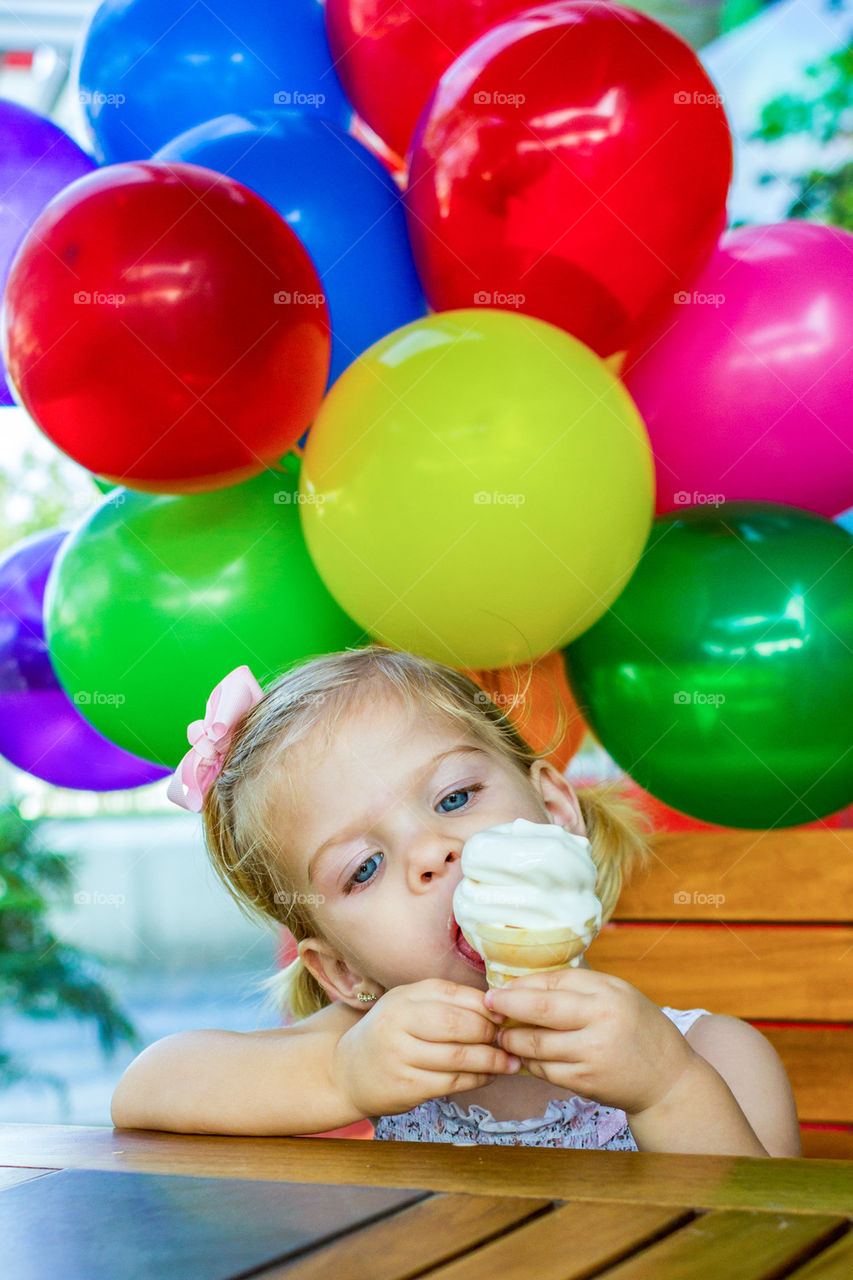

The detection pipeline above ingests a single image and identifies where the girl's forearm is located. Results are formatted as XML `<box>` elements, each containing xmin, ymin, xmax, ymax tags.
<box><xmin>110</xmin><ymin>1027</ymin><xmax>367</xmax><ymax>1136</ymax></box>
<box><xmin>625</xmin><ymin>1053</ymin><xmax>769</xmax><ymax>1157</ymax></box>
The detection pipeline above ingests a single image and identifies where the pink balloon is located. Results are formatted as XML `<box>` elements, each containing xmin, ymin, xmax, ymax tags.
<box><xmin>623</xmin><ymin>222</ymin><xmax>853</xmax><ymax>518</ymax></box>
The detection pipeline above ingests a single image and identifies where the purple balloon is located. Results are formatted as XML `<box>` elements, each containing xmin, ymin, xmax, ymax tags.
<box><xmin>0</xmin><ymin>529</ymin><xmax>168</xmax><ymax>789</ymax></box>
<box><xmin>0</xmin><ymin>101</ymin><xmax>96</xmax><ymax>405</ymax></box>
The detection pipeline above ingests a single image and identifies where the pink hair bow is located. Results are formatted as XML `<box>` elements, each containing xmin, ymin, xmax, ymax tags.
<box><xmin>167</xmin><ymin>665</ymin><xmax>263</xmax><ymax>812</ymax></box>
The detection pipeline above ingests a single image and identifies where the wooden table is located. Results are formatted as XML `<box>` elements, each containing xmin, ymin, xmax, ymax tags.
<box><xmin>2</xmin><ymin>1124</ymin><xmax>852</xmax><ymax>1278</ymax></box>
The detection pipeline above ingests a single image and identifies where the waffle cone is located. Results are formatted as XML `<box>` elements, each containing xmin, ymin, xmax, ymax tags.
<box><xmin>465</xmin><ymin>921</ymin><xmax>593</xmax><ymax>989</ymax></box>
<box><xmin>461</xmin><ymin>922</ymin><xmax>593</xmax><ymax>1077</ymax></box>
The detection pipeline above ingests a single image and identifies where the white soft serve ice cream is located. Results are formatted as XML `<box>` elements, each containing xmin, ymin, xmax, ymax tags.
<box><xmin>452</xmin><ymin>818</ymin><xmax>602</xmax><ymax>953</ymax></box>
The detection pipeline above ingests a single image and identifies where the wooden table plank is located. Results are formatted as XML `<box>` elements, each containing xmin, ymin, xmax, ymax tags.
<box><xmin>0</xmin><ymin>1168</ymin><xmax>431</xmax><ymax>1280</ymax></box>
<box><xmin>0</xmin><ymin>1169</ymin><xmax>57</xmax><ymax>1192</ymax></box>
<box><xmin>789</xmin><ymin>1230</ymin><xmax>853</xmax><ymax>1278</ymax></box>
<box><xmin>3</xmin><ymin>1126</ymin><xmax>853</xmax><ymax>1217</ymax></box>
<box><xmin>590</xmin><ymin>1210</ymin><xmax>848</xmax><ymax>1280</ymax></box>
<box><xmin>272</xmin><ymin>1194</ymin><xmax>552</xmax><ymax>1280</ymax></box>
<box><xmin>412</xmin><ymin>1202</ymin><xmax>695</xmax><ymax>1280</ymax></box>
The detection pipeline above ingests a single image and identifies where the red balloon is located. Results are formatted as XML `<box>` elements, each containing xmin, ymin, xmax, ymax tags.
<box><xmin>405</xmin><ymin>1</ymin><xmax>732</xmax><ymax>358</ymax></box>
<box><xmin>614</xmin><ymin>776</ymin><xmax>853</xmax><ymax>834</ymax></box>
<box><xmin>326</xmin><ymin>0</ymin><xmax>525</xmax><ymax>161</ymax></box>
<box><xmin>2</xmin><ymin>161</ymin><xmax>330</xmax><ymax>493</ymax></box>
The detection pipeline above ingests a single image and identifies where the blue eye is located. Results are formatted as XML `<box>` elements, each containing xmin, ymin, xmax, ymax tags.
<box><xmin>437</xmin><ymin>783</ymin><xmax>484</xmax><ymax>813</ymax></box>
<box><xmin>345</xmin><ymin>852</ymin><xmax>382</xmax><ymax>892</ymax></box>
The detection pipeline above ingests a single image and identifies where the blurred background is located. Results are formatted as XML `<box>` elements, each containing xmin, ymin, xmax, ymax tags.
<box><xmin>0</xmin><ymin>9</ymin><xmax>282</xmax><ymax>1133</ymax></box>
<box><xmin>1</xmin><ymin>0</ymin><xmax>852</xmax><ymax>1130</ymax></box>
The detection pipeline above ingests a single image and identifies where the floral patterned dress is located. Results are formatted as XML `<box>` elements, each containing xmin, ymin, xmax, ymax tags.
<box><xmin>373</xmin><ymin>1005</ymin><xmax>712</xmax><ymax>1149</ymax></box>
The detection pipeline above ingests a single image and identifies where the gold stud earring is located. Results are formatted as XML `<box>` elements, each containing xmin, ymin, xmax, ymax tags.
<box><xmin>357</xmin><ymin>991</ymin><xmax>377</xmax><ymax>1003</ymax></box>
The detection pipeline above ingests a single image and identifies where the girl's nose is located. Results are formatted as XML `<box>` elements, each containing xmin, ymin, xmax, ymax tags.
<box><xmin>408</xmin><ymin>835</ymin><xmax>461</xmax><ymax>887</ymax></box>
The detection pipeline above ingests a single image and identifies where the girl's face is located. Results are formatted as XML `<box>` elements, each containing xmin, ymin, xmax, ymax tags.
<box><xmin>278</xmin><ymin>690</ymin><xmax>588</xmax><ymax>1007</ymax></box>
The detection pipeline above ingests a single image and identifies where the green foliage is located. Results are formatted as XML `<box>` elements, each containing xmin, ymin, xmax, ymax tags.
<box><xmin>0</xmin><ymin>799</ymin><xmax>143</xmax><ymax>1111</ymax></box>
<box><xmin>754</xmin><ymin>39</ymin><xmax>853</xmax><ymax>231</ymax></box>
<box><xmin>0</xmin><ymin>446</ymin><xmax>85</xmax><ymax>556</ymax></box>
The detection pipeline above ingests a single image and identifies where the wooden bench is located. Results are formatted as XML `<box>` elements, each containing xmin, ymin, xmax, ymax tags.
<box><xmin>586</xmin><ymin>828</ymin><xmax>853</xmax><ymax>1159</ymax></box>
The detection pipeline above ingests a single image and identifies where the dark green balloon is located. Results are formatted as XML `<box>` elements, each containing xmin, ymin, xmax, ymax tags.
<box><xmin>44</xmin><ymin>466</ymin><xmax>365</xmax><ymax>766</ymax></box>
<box><xmin>562</xmin><ymin>503</ymin><xmax>853</xmax><ymax>828</ymax></box>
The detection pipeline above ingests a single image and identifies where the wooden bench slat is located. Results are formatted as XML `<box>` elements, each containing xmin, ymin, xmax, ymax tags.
<box><xmin>756</xmin><ymin>1028</ymin><xmax>853</xmax><ymax>1124</ymax></box>
<box><xmin>800</xmin><ymin>1129</ymin><xmax>853</xmax><ymax>1161</ymax></box>
<box><xmin>586</xmin><ymin>924</ymin><xmax>853</xmax><ymax>1020</ymax></box>
<box><xmin>615</xmin><ymin>832</ymin><xmax>853</xmax><ymax>922</ymax></box>
<box><xmin>417</xmin><ymin>1202</ymin><xmax>694</xmax><ymax>1280</ymax></box>
<box><xmin>591</xmin><ymin>828</ymin><xmax>853</xmax><ymax>1146</ymax></box>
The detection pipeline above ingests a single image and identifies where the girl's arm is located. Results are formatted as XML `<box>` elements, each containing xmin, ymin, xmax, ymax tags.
<box><xmin>111</xmin><ymin>978</ymin><xmax>513</xmax><ymax>1136</ymax></box>
<box><xmin>626</xmin><ymin>1014</ymin><xmax>802</xmax><ymax>1158</ymax></box>
<box><xmin>110</xmin><ymin>1000</ymin><xmax>366</xmax><ymax>1136</ymax></box>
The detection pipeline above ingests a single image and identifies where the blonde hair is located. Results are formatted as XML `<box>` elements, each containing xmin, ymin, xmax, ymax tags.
<box><xmin>200</xmin><ymin>644</ymin><xmax>653</xmax><ymax>1023</ymax></box>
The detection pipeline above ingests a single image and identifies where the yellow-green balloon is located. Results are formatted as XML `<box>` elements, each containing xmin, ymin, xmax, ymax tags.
<box><xmin>299</xmin><ymin>309</ymin><xmax>654</xmax><ymax>668</ymax></box>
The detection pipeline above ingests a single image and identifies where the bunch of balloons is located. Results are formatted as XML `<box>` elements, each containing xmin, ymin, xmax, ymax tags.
<box><xmin>0</xmin><ymin>0</ymin><xmax>850</xmax><ymax>826</ymax></box>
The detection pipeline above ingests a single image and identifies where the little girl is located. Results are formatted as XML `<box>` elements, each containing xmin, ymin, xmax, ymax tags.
<box><xmin>111</xmin><ymin>645</ymin><xmax>801</xmax><ymax>1155</ymax></box>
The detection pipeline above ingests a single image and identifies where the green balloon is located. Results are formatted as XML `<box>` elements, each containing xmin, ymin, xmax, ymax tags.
<box><xmin>718</xmin><ymin>0</ymin><xmax>765</xmax><ymax>35</ymax></box>
<box><xmin>562</xmin><ymin>503</ymin><xmax>853</xmax><ymax>829</ymax></box>
<box><xmin>44</xmin><ymin>467</ymin><xmax>365</xmax><ymax>765</ymax></box>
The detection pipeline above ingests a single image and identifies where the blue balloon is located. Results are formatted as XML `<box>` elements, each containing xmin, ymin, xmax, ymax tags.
<box><xmin>78</xmin><ymin>0</ymin><xmax>352</xmax><ymax>164</ymax></box>
<box><xmin>155</xmin><ymin>111</ymin><xmax>427</xmax><ymax>389</ymax></box>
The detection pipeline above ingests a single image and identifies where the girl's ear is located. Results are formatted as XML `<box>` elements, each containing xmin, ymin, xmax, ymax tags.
<box><xmin>297</xmin><ymin>937</ymin><xmax>382</xmax><ymax>1008</ymax></box>
<box><xmin>528</xmin><ymin>759</ymin><xmax>587</xmax><ymax>836</ymax></box>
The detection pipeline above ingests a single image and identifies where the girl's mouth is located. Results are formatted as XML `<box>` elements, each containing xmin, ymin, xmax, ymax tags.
<box><xmin>453</xmin><ymin>920</ymin><xmax>486</xmax><ymax>971</ymax></box>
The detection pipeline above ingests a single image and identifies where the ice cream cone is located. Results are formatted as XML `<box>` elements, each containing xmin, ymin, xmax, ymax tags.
<box><xmin>469</xmin><ymin>920</ymin><xmax>595</xmax><ymax>989</ymax></box>
<box><xmin>463</xmin><ymin>921</ymin><xmax>598</xmax><ymax>1075</ymax></box>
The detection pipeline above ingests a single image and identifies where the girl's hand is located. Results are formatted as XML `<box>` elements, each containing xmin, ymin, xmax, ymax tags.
<box><xmin>485</xmin><ymin>968</ymin><xmax>696</xmax><ymax>1116</ymax></box>
<box><xmin>333</xmin><ymin>979</ymin><xmax>522</xmax><ymax>1119</ymax></box>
